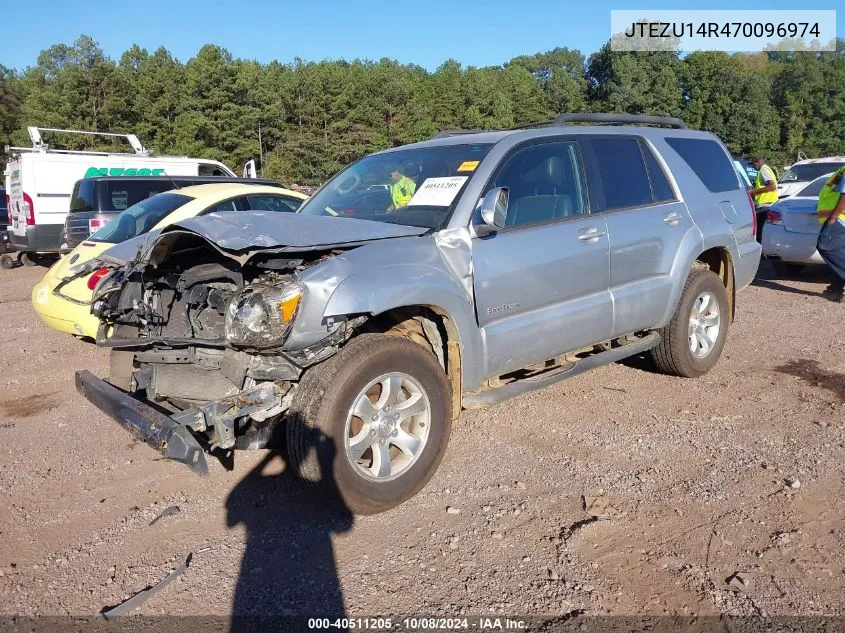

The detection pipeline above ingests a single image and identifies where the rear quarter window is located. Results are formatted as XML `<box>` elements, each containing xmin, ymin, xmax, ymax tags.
<box><xmin>665</xmin><ymin>137</ymin><xmax>739</xmax><ymax>193</ymax></box>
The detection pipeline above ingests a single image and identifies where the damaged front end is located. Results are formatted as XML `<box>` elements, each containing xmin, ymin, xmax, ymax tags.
<box><xmin>76</xmin><ymin>213</ymin><xmax>407</xmax><ymax>472</ymax></box>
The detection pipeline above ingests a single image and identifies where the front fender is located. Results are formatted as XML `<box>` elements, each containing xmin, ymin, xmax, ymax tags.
<box><xmin>284</xmin><ymin>234</ymin><xmax>486</xmax><ymax>391</ymax></box>
<box><xmin>323</xmin><ymin>268</ymin><xmax>484</xmax><ymax>389</ymax></box>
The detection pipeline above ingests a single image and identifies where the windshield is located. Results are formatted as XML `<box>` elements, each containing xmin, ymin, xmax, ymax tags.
<box><xmin>733</xmin><ymin>161</ymin><xmax>752</xmax><ymax>188</ymax></box>
<box><xmin>88</xmin><ymin>192</ymin><xmax>192</xmax><ymax>243</ymax></box>
<box><xmin>781</xmin><ymin>162</ymin><xmax>845</xmax><ymax>183</ymax></box>
<box><xmin>297</xmin><ymin>144</ymin><xmax>493</xmax><ymax>229</ymax></box>
<box><xmin>797</xmin><ymin>174</ymin><xmax>834</xmax><ymax>198</ymax></box>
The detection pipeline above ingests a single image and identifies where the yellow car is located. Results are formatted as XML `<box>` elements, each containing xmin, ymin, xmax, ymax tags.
<box><xmin>32</xmin><ymin>183</ymin><xmax>307</xmax><ymax>338</ymax></box>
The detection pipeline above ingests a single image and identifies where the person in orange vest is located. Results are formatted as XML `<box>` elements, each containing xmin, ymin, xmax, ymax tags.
<box><xmin>816</xmin><ymin>167</ymin><xmax>845</xmax><ymax>302</ymax></box>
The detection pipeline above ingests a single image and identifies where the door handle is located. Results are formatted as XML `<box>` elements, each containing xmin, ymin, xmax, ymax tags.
<box><xmin>663</xmin><ymin>212</ymin><xmax>681</xmax><ymax>226</ymax></box>
<box><xmin>578</xmin><ymin>226</ymin><xmax>606</xmax><ymax>242</ymax></box>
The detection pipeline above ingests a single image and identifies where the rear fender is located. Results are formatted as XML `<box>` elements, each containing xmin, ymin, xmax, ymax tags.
<box><xmin>658</xmin><ymin>227</ymin><xmax>740</xmax><ymax>327</ymax></box>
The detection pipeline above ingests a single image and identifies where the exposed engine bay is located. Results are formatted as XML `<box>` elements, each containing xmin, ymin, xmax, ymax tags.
<box><xmin>88</xmin><ymin>232</ymin><xmax>364</xmax><ymax>453</ymax></box>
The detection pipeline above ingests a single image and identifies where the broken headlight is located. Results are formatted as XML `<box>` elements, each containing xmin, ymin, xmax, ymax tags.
<box><xmin>225</xmin><ymin>282</ymin><xmax>303</xmax><ymax>348</ymax></box>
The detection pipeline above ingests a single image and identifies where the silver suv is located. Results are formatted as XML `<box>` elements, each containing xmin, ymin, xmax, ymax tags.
<box><xmin>76</xmin><ymin>114</ymin><xmax>761</xmax><ymax>514</ymax></box>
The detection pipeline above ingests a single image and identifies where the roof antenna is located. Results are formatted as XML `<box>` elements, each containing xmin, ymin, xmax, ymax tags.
<box><xmin>161</xmin><ymin>171</ymin><xmax>182</xmax><ymax>190</ymax></box>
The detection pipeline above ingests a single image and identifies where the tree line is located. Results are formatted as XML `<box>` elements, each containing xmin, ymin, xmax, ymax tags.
<box><xmin>1</xmin><ymin>35</ymin><xmax>843</xmax><ymax>184</ymax></box>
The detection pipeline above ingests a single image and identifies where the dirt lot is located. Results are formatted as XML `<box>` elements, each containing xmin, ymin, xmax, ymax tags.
<box><xmin>1</xmin><ymin>262</ymin><xmax>843</xmax><ymax>623</ymax></box>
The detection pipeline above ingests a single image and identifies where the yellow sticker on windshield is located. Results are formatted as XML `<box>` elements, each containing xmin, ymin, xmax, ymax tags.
<box><xmin>457</xmin><ymin>160</ymin><xmax>479</xmax><ymax>172</ymax></box>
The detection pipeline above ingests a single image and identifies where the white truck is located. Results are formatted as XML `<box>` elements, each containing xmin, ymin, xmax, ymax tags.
<box><xmin>4</xmin><ymin>127</ymin><xmax>238</xmax><ymax>265</ymax></box>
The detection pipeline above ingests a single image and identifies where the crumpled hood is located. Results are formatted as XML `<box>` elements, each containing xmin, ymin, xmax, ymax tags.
<box><xmin>159</xmin><ymin>211</ymin><xmax>429</xmax><ymax>252</ymax></box>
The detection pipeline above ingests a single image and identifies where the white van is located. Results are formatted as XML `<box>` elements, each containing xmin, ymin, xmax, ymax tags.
<box><xmin>4</xmin><ymin>127</ymin><xmax>237</xmax><ymax>263</ymax></box>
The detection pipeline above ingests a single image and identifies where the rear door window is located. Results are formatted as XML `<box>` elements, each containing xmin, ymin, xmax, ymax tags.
<box><xmin>665</xmin><ymin>137</ymin><xmax>739</xmax><ymax>193</ymax></box>
<box><xmin>586</xmin><ymin>137</ymin><xmax>653</xmax><ymax>211</ymax></box>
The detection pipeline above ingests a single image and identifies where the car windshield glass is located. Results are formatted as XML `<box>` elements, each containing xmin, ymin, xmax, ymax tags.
<box><xmin>781</xmin><ymin>162</ymin><xmax>845</xmax><ymax>183</ymax></box>
<box><xmin>88</xmin><ymin>192</ymin><xmax>192</xmax><ymax>243</ymax></box>
<box><xmin>733</xmin><ymin>161</ymin><xmax>752</xmax><ymax>188</ymax></box>
<box><xmin>297</xmin><ymin>144</ymin><xmax>493</xmax><ymax>229</ymax></box>
<box><xmin>797</xmin><ymin>174</ymin><xmax>833</xmax><ymax>198</ymax></box>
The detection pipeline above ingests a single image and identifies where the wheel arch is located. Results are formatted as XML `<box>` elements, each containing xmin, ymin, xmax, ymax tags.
<box><xmin>364</xmin><ymin>305</ymin><xmax>464</xmax><ymax>420</ymax></box>
<box><xmin>695</xmin><ymin>246</ymin><xmax>736</xmax><ymax>322</ymax></box>
<box><xmin>661</xmin><ymin>230</ymin><xmax>739</xmax><ymax>327</ymax></box>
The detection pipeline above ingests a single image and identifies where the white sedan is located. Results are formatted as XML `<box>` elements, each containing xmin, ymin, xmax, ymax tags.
<box><xmin>762</xmin><ymin>173</ymin><xmax>833</xmax><ymax>275</ymax></box>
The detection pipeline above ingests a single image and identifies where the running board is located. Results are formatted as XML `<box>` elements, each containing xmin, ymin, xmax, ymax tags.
<box><xmin>462</xmin><ymin>332</ymin><xmax>661</xmax><ymax>409</ymax></box>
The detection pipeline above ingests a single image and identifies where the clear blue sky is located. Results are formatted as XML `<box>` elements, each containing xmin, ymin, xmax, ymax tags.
<box><xmin>1</xmin><ymin>0</ymin><xmax>841</xmax><ymax>71</ymax></box>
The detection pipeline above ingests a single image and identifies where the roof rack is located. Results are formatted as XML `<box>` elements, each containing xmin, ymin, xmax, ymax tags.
<box><xmin>25</xmin><ymin>127</ymin><xmax>150</xmax><ymax>155</ymax></box>
<box><xmin>542</xmin><ymin>113</ymin><xmax>688</xmax><ymax>129</ymax></box>
<box><xmin>428</xmin><ymin>112</ymin><xmax>688</xmax><ymax>139</ymax></box>
<box><xmin>429</xmin><ymin>128</ymin><xmax>486</xmax><ymax>140</ymax></box>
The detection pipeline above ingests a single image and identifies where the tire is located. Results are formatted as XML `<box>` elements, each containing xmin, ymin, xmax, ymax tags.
<box><xmin>771</xmin><ymin>261</ymin><xmax>804</xmax><ymax>277</ymax></box>
<box><xmin>0</xmin><ymin>254</ymin><xmax>14</xmax><ymax>270</ymax></box>
<box><xmin>19</xmin><ymin>252</ymin><xmax>36</xmax><ymax>266</ymax></box>
<box><xmin>650</xmin><ymin>268</ymin><xmax>729</xmax><ymax>378</ymax></box>
<box><xmin>286</xmin><ymin>334</ymin><xmax>452</xmax><ymax>515</ymax></box>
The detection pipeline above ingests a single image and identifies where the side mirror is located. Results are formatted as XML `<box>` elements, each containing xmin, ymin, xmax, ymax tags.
<box><xmin>243</xmin><ymin>159</ymin><xmax>257</xmax><ymax>179</ymax></box>
<box><xmin>478</xmin><ymin>187</ymin><xmax>508</xmax><ymax>235</ymax></box>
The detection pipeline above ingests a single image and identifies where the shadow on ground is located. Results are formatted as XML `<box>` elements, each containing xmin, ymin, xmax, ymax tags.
<box><xmin>225</xmin><ymin>424</ymin><xmax>353</xmax><ymax>630</ymax></box>
<box><xmin>752</xmin><ymin>259</ymin><xmax>835</xmax><ymax>298</ymax></box>
<box><xmin>775</xmin><ymin>359</ymin><xmax>845</xmax><ymax>403</ymax></box>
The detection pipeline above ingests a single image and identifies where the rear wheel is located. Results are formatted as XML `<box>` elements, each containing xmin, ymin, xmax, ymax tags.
<box><xmin>0</xmin><ymin>254</ymin><xmax>14</xmax><ymax>270</ymax></box>
<box><xmin>771</xmin><ymin>261</ymin><xmax>804</xmax><ymax>277</ymax></box>
<box><xmin>286</xmin><ymin>334</ymin><xmax>452</xmax><ymax>515</ymax></box>
<box><xmin>650</xmin><ymin>268</ymin><xmax>729</xmax><ymax>378</ymax></box>
<box><xmin>19</xmin><ymin>252</ymin><xmax>36</xmax><ymax>266</ymax></box>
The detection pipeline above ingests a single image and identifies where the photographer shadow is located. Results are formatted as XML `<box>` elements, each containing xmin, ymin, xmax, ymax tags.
<box><xmin>225</xmin><ymin>422</ymin><xmax>353</xmax><ymax>632</ymax></box>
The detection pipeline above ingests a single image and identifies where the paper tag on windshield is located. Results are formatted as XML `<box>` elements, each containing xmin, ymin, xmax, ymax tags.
<box><xmin>407</xmin><ymin>176</ymin><xmax>468</xmax><ymax>207</ymax></box>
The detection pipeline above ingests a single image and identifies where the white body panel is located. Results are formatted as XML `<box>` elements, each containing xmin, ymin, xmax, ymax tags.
<box><xmin>8</xmin><ymin>153</ymin><xmax>234</xmax><ymax>237</ymax></box>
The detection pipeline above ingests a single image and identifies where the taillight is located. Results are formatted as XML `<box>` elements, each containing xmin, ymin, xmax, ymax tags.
<box><xmin>88</xmin><ymin>217</ymin><xmax>111</xmax><ymax>234</ymax></box>
<box><xmin>23</xmin><ymin>193</ymin><xmax>35</xmax><ymax>226</ymax></box>
<box><xmin>5</xmin><ymin>195</ymin><xmax>10</xmax><ymax>225</ymax></box>
<box><xmin>746</xmin><ymin>190</ymin><xmax>757</xmax><ymax>238</ymax></box>
<box><xmin>87</xmin><ymin>268</ymin><xmax>111</xmax><ymax>291</ymax></box>
<box><xmin>766</xmin><ymin>209</ymin><xmax>783</xmax><ymax>225</ymax></box>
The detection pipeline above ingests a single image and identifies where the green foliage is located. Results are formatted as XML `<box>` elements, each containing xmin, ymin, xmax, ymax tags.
<box><xmin>3</xmin><ymin>35</ymin><xmax>844</xmax><ymax>182</ymax></box>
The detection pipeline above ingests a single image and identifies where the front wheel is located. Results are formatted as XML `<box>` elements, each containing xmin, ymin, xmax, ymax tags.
<box><xmin>650</xmin><ymin>268</ymin><xmax>729</xmax><ymax>378</ymax></box>
<box><xmin>286</xmin><ymin>334</ymin><xmax>452</xmax><ymax>514</ymax></box>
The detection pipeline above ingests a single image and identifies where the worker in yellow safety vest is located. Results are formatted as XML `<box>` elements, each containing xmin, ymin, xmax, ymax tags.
<box><xmin>816</xmin><ymin>166</ymin><xmax>845</xmax><ymax>302</ymax></box>
<box><xmin>386</xmin><ymin>166</ymin><xmax>416</xmax><ymax>212</ymax></box>
<box><xmin>747</xmin><ymin>155</ymin><xmax>778</xmax><ymax>244</ymax></box>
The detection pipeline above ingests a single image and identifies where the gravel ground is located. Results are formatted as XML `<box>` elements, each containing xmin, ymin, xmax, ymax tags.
<box><xmin>1</xmin><ymin>261</ymin><xmax>843</xmax><ymax>623</ymax></box>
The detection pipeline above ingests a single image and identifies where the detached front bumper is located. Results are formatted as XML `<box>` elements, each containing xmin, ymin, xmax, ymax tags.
<box><xmin>75</xmin><ymin>370</ymin><xmax>209</xmax><ymax>476</ymax></box>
